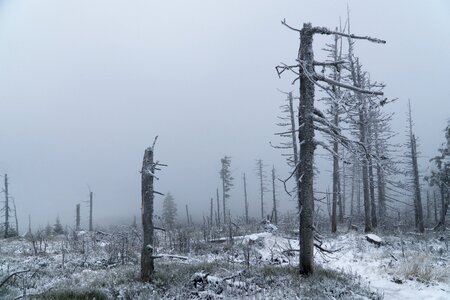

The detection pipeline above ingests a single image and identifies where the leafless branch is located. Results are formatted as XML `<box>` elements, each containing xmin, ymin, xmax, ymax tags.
<box><xmin>313</xmin><ymin>26</ymin><xmax>386</xmax><ymax>44</ymax></box>
<box><xmin>314</xmin><ymin>73</ymin><xmax>383</xmax><ymax>95</ymax></box>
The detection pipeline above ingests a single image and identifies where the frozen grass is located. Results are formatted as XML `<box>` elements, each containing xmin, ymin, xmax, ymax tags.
<box><xmin>397</xmin><ymin>254</ymin><xmax>449</xmax><ymax>283</ymax></box>
<box><xmin>1</xmin><ymin>229</ymin><xmax>449</xmax><ymax>299</ymax></box>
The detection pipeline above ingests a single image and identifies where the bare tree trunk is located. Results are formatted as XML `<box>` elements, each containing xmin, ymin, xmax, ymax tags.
<box><xmin>440</xmin><ymin>183</ymin><xmax>447</xmax><ymax>228</ymax></box>
<box><xmin>89</xmin><ymin>191</ymin><xmax>93</xmax><ymax>231</ymax></box>
<box><xmin>298</xmin><ymin>23</ymin><xmax>316</xmax><ymax>275</ymax></box>
<box><xmin>350</xmin><ymin>161</ymin><xmax>356</xmax><ymax>219</ymax></box>
<box><xmin>76</xmin><ymin>204</ymin><xmax>80</xmax><ymax>231</ymax></box>
<box><xmin>12</xmin><ymin>197</ymin><xmax>18</xmax><ymax>236</ymax></box>
<box><xmin>426</xmin><ymin>190</ymin><xmax>431</xmax><ymax>225</ymax></box>
<box><xmin>257</xmin><ymin>159</ymin><xmax>265</xmax><ymax>219</ymax></box>
<box><xmin>141</xmin><ymin>144</ymin><xmax>155</xmax><ymax>282</ymax></box>
<box><xmin>210</xmin><ymin>198</ymin><xmax>213</xmax><ymax>228</ymax></box>
<box><xmin>342</xmin><ymin>148</ymin><xmax>346</xmax><ymax>220</ymax></box>
<box><xmin>374</xmin><ymin>122</ymin><xmax>386</xmax><ymax>224</ymax></box>
<box><xmin>288</xmin><ymin>92</ymin><xmax>301</xmax><ymax>207</ymax></box>
<box><xmin>367</xmin><ymin>113</ymin><xmax>377</xmax><ymax>229</ymax></box>
<box><xmin>216</xmin><ymin>188</ymin><xmax>220</xmax><ymax>226</ymax></box>
<box><xmin>4</xmin><ymin>174</ymin><xmax>9</xmax><ymax>238</ymax></box>
<box><xmin>185</xmin><ymin>205</ymin><xmax>190</xmax><ymax>225</ymax></box>
<box><xmin>408</xmin><ymin>101</ymin><xmax>424</xmax><ymax>233</ymax></box>
<box><xmin>271</xmin><ymin>166</ymin><xmax>278</xmax><ymax>225</ymax></box>
<box><xmin>434</xmin><ymin>190</ymin><xmax>438</xmax><ymax>223</ymax></box>
<box><xmin>243</xmin><ymin>173</ymin><xmax>249</xmax><ymax>224</ymax></box>
<box><xmin>349</xmin><ymin>58</ymin><xmax>371</xmax><ymax>232</ymax></box>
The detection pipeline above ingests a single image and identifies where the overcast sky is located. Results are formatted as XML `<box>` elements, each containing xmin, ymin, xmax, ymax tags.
<box><xmin>0</xmin><ymin>0</ymin><xmax>449</xmax><ymax>231</ymax></box>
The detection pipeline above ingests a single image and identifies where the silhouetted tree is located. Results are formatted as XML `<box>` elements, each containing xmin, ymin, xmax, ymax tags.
<box><xmin>162</xmin><ymin>192</ymin><xmax>177</xmax><ymax>230</ymax></box>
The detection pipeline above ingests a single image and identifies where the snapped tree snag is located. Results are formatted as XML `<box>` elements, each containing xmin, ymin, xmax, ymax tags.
<box><xmin>140</xmin><ymin>136</ymin><xmax>167</xmax><ymax>282</ymax></box>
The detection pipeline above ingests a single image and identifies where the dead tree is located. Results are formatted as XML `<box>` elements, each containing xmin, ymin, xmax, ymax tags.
<box><xmin>12</xmin><ymin>198</ymin><xmax>18</xmax><ymax>236</ymax></box>
<box><xmin>271</xmin><ymin>166</ymin><xmax>278</xmax><ymax>224</ymax></box>
<box><xmin>3</xmin><ymin>174</ymin><xmax>10</xmax><ymax>238</ymax></box>
<box><xmin>185</xmin><ymin>205</ymin><xmax>190</xmax><ymax>225</ymax></box>
<box><xmin>426</xmin><ymin>122</ymin><xmax>450</xmax><ymax>230</ymax></box>
<box><xmin>255</xmin><ymin>159</ymin><xmax>267</xmax><ymax>219</ymax></box>
<box><xmin>141</xmin><ymin>136</ymin><xmax>166</xmax><ymax>282</ymax></box>
<box><xmin>216</xmin><ymin>188</ymin><xmax>220</xmax><ymax>226</ymax></box>
<box><xmin>89</xmin><ymin>190</ymin><xmax>93</xmax><ymax>231</ymax></box>
<box><xmin>273</xmin><ymin>91</ymin><xmax>300</xmax><ymax>203</ymax></box>
<box><xmin>328</xmin><ymin>30</ymin><xmax>343</xmax><ymax>233</ymax></box>
<box><xmin>210</xmin><ymin>197</ymin><xmax>213</xmax><ymax>227</ymax></box>
<box><xmin>407</xmin><ymin>100</ymin><xmax>425</xmax><ymax>233</ymax></box>
<box><xmin>276</xmin><ymin>21</ymin><xmax>385</xmax><ymax>275</ymax></box>
<box><xmin>243</xmin><ymin>173</ymin><xmax>249</xmax><ymax>224</ymax></box>
<box><xmin>76</xmin><ymin>203</ymin><xmax>80</xmax><ymax>231</ymax></box>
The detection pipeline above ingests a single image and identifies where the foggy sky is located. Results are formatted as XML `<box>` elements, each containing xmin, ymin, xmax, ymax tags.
<box><xmin>0</xmin><ymin>0</ymin><xmax>449</xmax><ymax>231</ymax></box>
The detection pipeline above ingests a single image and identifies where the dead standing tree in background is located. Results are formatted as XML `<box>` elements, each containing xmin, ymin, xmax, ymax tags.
<box><xmin>89</xmin><ymin>190</ymin><xmax>93</xmax><ymax>231</ymax></box>
<box><xmin>406</xmin><ymin>100</ymin><xmax>425</xmax><ymax>232</ymax></box>
<box><xmin>141</xmin><ymin>136</ymin><xmax>166</xmax><ymax>282</ymax></box>
<box><xmin>76</xmin><ymin>204</ymin><xmax>80</xmax><ymax>231</ymax></box>
<box><xmin>243</xmin><ymin>173</ymin><xmax>249</xmax><ymax>224</ymax></box>
<box><xmin>277</xmin><ymin>21</ymin><xmax>385</xmax><ymax>275</ymax></box>
<box><xmin>2</xmin><ymin>174</ymin><xmax>10</xmax><ymax>238</ymax></box>
<box><xmin>255</xmin><ymin>159</ymin><xmax>267</xmax><ymax>220</ymax></box>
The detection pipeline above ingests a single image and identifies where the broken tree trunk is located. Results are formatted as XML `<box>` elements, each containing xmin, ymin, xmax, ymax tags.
<box><xmin>141</xmin><ymin>139</ymin><xmax>156</xmax><ymax>282</ymax></box>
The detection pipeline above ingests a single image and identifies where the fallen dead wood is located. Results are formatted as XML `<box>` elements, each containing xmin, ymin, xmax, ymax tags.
<box><xmin>152</xmin><ymin>254</ymin><xmax>188</xmax><ymax>260</ymax></box>
<box><xmin>0</xmin><ymin>269</ymin><xmax>31</xmax><ymax>288</ymax></box>
<box><xmin>281</xmin><ymin>243</ymin><xmax>342</xmax><ymax>255</ymax></box>
<box><xmin>366</xmin><ymin>234</ymin><xmax>383</xmax><ymax>246</ymax></box>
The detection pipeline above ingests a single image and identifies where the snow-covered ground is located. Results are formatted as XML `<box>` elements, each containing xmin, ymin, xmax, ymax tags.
<box><xmin>1</xmin><ymin>228</ymin><xmax>449</xmax><ymax>299</ymax></box>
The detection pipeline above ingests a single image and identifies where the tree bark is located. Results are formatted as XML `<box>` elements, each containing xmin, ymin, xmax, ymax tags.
<box><xmin>298</xmin><ymin>23</ymin><xmax>316</xmax><ymax>275</ymax></box>
<box><xmin>141</xmin><ymin>146</ymin><xmax>155</xmax><ymax>282</ymax></box>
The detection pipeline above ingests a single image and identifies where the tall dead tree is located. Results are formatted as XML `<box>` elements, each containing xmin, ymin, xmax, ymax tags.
<box><xmin>273</xmin><ymin>91</ymin><xmax>300</xmax><ymax>203</ymax></box>
<box><xmin>367</xmin><ymin>107</ymin><xmax>377</xmax><ymax>229</ymax></box>
<box><xmin>216</xmin><ymin>188</ymin><xmax>220</xmax><ymax>226</ymax></box>
<box><xmin>407</xmin><ymin>100</ymin><xmax>425</xmax><ymax>233</ymax></box>
<box><xmin>210</xmin><ymin>197</ymin><xmax>213</xmax><ymax>227</ymax></box>
<box><xmin>3</xmin><ymin>174</ymin><xmax>10</xmax><ymax>238</ymax></box>
<box><xmin>185</xmin><ymin>205</ymin><xmax>190</xmax><ymax>225</ymax></box>
<box><xmin>277</xmin><ymin>21</ymin><xmax>384</xmax><ymax>274</ymax></box>
<box><xmin>426</xmin><ymin>121</ymin><xmax>450</xmax><ymax>230</ymax></box>
<box><xmin>271</xmin><ymin>166</ymin><xmax>278</xmax><ymax>224</ymax></box>
<box><xmin>89</xmin><ymin>190</ymin><xmax>93</xmax><ymax>231</ymax></box>
<box><xmin>243</xmin><ymin>173</ymin><xmax>249</xmax><ymax>224</ymax></box>
<box><xmin>76</xmin><ymin>204</ymin><xmax>80</xmax><ymax>231</ymax></box>
<box><xmin>329</xmin><ymin>30</ymin><xmax>342</xmax><ymax>233</ymax></box>
<box><xmin>255</xmin><ymin>159</ymin><xmax>266</xmax><ymax>219</ymax></box>
<box><xmin>141</xmin><ymin>136</ymin><xmax>165</xmax><ymax>282</ymax></box>
<box><xmin>12</xmin><ymin>198</ymin><xmax>18</xmax><ymax>236</ymax></box>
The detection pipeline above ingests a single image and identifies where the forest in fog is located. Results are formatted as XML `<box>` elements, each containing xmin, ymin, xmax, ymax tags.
<box><xmin>1</xmin><ymin>1</ymin><xmax>449</xmax><ymax>299</ymax></box>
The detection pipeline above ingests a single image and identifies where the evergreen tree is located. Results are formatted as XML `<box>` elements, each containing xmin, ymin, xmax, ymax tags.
<box><xmin>162</xmin><ymin>192</ymin><xmax>177</xmax><ymax>230</ymax></box>
<box><xmin>220</xmin><ymin>156</ymin><xmax>233</xmax><ymax>223</ymax></box>
<box><xmin>53</xmin><ymin>217</ymin><xmax>64</xmax><ymax>235</ymax></box>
